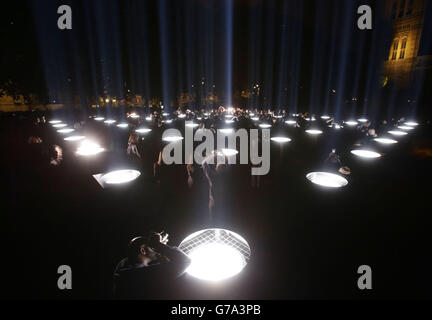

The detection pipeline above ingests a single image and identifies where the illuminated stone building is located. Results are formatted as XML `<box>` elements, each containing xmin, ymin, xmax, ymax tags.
<box><xmin>383</xmin><ymin>0</ymin><xmax>432</xmax><ymax>86</ymax></box>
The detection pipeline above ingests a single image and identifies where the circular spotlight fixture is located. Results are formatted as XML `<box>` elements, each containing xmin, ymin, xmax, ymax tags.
<box><xmin>164</xmin><ymin>119</ymin><xmax>173</xmax><ymax>124</ymax></box>
<box><xmin>219</xmin><ymin>128</ymin><xmax>234</xmax><ymax>134</ymax></box>
<box><xmin>350</xmin><ymin>149</ymin><xmax>382</xmax><ymax>159</ymax></box>
<box><xmin>136</xmin><ymin>128</ymin><xmax>152</xmax><ymax>134</ymax></box>
<box><xmin>162</xmin><ymin>112</ymin><xmax>169</xmax><ymax>117</ymax></box>
<box><xmin>162</xmin><ymin>135</ymin><xmax>184</xmax><ymax>142</ymax></box>
<box><xmin>101</xmin><ymin>169</ymin><xmax>141</xmax><ymax>185</ymax></box>
<box><xmin>197</xmin><ymin>117</ymin><xmax>202</xmax><ymax>120</ymax></box>
<box><xmin>405</xmin><ymin>121</ymin><xmax>418</xmax><ymax>126</ymax></box>
<box><xmin>94</xmin><ymin>117</ymin><xmax>105</xmax><ymax>121</ymax></box>
<box><xmin>306</xmin><ymin>172</ymin><xmax>348</xmax><ymax>188</ymax></box>
<box><xmin>374</xmin><ymin>138</ymin><xmax>398</xmax><ymax>144</ymax></box>
<box><xmin>259</xmin><ymin>124</ymin><xmax>272</xmax><ymax>129</ymax></box>
<box><xmin>388</xmin><ymin>130</ymin><xmax>408</xmax><ymax>136</ymax></box>
<box><xmin>305</xmin><ymin>129</ymin><xmax>323</xmax><ymax>135</ymax></box>
<box><xmin>220</xmin><ymin>148</ymin><xmax>239</xmax><ymax>157</ymax></box>
<box><xmin>179</xmin><ymin>229</ymin><xmax>251</xmax><ymax>282</ymax></box>
<box><xmin>271</xmin><ymin>137</ymin><xmax>292</xmax><ymax>143</ymax></box>
<box><xmin>285</xmin><ymin>120</ymin><xmax>297</xmax><ymax>125</ymax></box>
<box><xmin>64</xmin><ymin>135</ymin><xmax>86</xmax><ymax>142</ymax></box>
<box><xmin>117</xmin><ymin>123</ymin><xmax>129</xmax><ymax>128</ymax></box>
<box><xmin>49</xmin><ymin>120</ymin><xmax>62</xmax><ymax>124</ymax></box>
<box><xmin>274</xmin><ymin>115</ymin><xmax>283</xmax><ymax>119</ymax></box>
<box><xmin>104</xmin><ymin>119</ymin><xmax>116</xmax><ymax>124</ymax></box>
<box><xmin>53</xmin><ymin>123</ymin><xmax>67</xmax><ymax>128</ymax></box>
<box><xmin>358</xmin><ymin>118</ymin><xmax>368</xmax><ymax>123</ymax></box>
<box><xmin>130</xmin><ymin>113</ymin><xmax>140</xmax><ymax>119</ymax></box>
<box><xmin>251</xmin><ymin>117</ymin><xmax>259</xmax><ymax>121</ymax></box>
<box><xmin>57</xmin><ymin>128</ymin><xmax>75</xmax><ymax>134</ymax></box>
<box><xmin>345</xmin><ymin>121</ymin><xmax>358</xmax><ymax>126</ymax></box>
<box><xmin>321</xmin><ymin>115</ymin><xmax>330</xmax><ymax>120</ymax></box>
<box><xmin>186</xmin><ymin>123</ymin><xmax>199</xmax><ymax>128</ymax></box>
<box><xmin>178</xmin><ymin>114</ymin><xmax>186</xmax><ymax>119</ymax></box>
<box><xmin>76</xmin><ymin>140</ymin><xmax>105</xmax><ymax>156</ymax></box>
<box><xmin>145</xmin><ymin>116</ymin><xmax>152</xmax><ymax>121</ymax></box>
<box><xmin>398</xmin><ymin>126</ymin><xmax>414</xmax><ymax>130</ymax></box>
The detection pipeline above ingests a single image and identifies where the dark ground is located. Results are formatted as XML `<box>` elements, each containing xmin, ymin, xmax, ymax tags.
<box><xmin>1</xmin><ymin>112</ymin><xmax>431</xmax><ymax>300</ymax></box>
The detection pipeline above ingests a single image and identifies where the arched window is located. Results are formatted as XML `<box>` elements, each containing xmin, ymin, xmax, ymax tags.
<box><xmin>392</xmin><ymin>39</ymin><xmax>399</xmax><ymax>60</ymax></box>
<box><xmin>399</xmin><ymin>38</ymin><xmax>407</xmax><ymax>59</ymax></box>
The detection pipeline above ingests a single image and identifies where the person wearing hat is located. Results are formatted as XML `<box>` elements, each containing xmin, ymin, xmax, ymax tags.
<box><xmin>113</xmin><ymin>232</ymin><xmax>191</xmax><ymax>299</ymax></box>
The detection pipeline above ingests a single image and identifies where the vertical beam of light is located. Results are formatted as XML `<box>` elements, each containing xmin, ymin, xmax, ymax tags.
<box><xmin>323</xmin><ymin>2</ymin><xmax>340</xmax><ymax>116</ymax></box>
<box><xmin>175</xmin><ymin>2</ymin><xmax>185</xmax><ymax>108</ymax></box>
<box><xmin>184</xmin><ymin>0</ymin><xmax>197</xmax><ymax>110</ymax></box>
<box><xmin>263</xmin><ymin>0</ymin><xmax>276</xmax><ymax>110</ymax></box>
<box><xmin>308</xmin><ymin>1</ymin><xmax>327</xmax><ymax>115</ymax></box>
<box><xmin>247</xmin><ymin>1</ymin><xmax>263</xmax><ymax>110</ymax></box>
<box><xmin>158</xmin><ymin>0</ymin><xmax>174</xmax><ymax>112</ymax></box>
<box><xmin>332</xmin><ymin>1</ymin><xmax>354</xmax><ymax>122</ymax></box>
<box><xmin>287</xmin><ymin>0</ymin><xmax>303</xmax><ymax>115</ymax></box>
<box><xmin>224</xmin><ymin>0</ymin><xmax>233</xmax><ymax>107</ymax></box>
<box><xmin>124</xmin><ymin>0</ymin><xmax>151</xmax><ymax>109</ymax></box>
<box><xmin>362</xmin><ymin>0</ymin><xmax>391</xmax><ymax>125</ymax></box>
<box><xmin>276</xmin><ymin>1</ymin><xmax>289</xmax><ymax>112</ymax></box>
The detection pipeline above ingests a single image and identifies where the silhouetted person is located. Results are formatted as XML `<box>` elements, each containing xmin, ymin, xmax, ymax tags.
<box><xmin>113</xmin><ymin>232</ymin><xmax>191</xmax><ymax>300</ymax></box>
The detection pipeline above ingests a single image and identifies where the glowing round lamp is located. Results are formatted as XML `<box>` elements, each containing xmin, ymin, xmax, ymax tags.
<box><xmin>251</xmin><ymin>117</ymin><xmax>259</xmax><ymax>121</ymax></box>
<box><xmin>398</xmin><ymin>126</ymin><xmax>414</xmax><ymax>130</ymax></box>
<box><xmin>259</xmin><ymin>124</ymin><xmax>272</xmax><ymax>129</ymax></box>
<box><xmin>178</xmin><ymin>114</ymin><xmax>186</xmax><ymax>119</ymax></box>
<box><xmin>345</xmin><ymin>121</ymin><xmax>358</xmax><ymax>126</ymax></box>
<box><xmin>53</xmin><ymin>123</ymin><xmax>67</xmax><ymax>128</ymax></box>
<box><xmin>179</xmin><ymin>229</ymin><xmax>251</xmax><ymax>282</ymax></box>
<box><xmin>49</xmin><ymin>120</ymin><xmax>62</xmax><ymax>124</ymax></box>
<box><xmin>271</xmin><ymin>137</ymin><xmax>291</xmax><ymax>143</ymax></box>
<box><xmin>220</xmin><ymin>148</ymin><xmax>239</xmax><ymax>157</ymax></box>
<box><xmin>374</xmin><ymin>138</ymin><xmax>398</xmax><ymax>144</ymax></box>
<box><xmin>117</xmin><ymin>123</ymin><xmax>129</xmax><ymax>128</ymax></box>
<box><xmin>306</xmin><ymin>172</ymin><xmax>348</xmax><ymax>188</ymax></box>
<box><xmin>321</xmin><ymin>116</ymin><xmax>330</xmax><ymax>120</ymax></box>
<box><xmin>57</xmin><ymin>128</ymin><xmax>75</xmax><ymax>134</ymax></box>
<box><xmin>94</xmin><ymin>117</ymin><xmax>105</xmax><ymax>121</ymax></box>
<box><xmin>388</xmin><ymin>130</ymin><xmax>408</xmax><ymax>136</ymax></box>
<box><xmin>162</xmin><ymin>136</ymin><xmax>184</xmax><ymax>142</ymax></box>
<box><xmin>101</xmin><ymin>170</ymin><xmax>141</xmax><ymax>185</ymax></box>
<box><xmin>358</xmin><ymin>118</ymin><xmax>368</xmax><ymax>123</ymax></box>
<box><xmin>104</xmin><ymin>119</ymin><xmax>116</xmax><ymax>124</ymax></box>
<box><xmin>285</xmin><ymin>120</ymin><xmax>297</xmax><ymax>125</ymax></box>
<box><xmin>76</xmin><ymin>140</ymin><xmax>105</xmax><ymax>156</ymax></box>
<box><xmin>306</xmin><ymin>129</ymin><xmax>323</xmax><ymax>135</ymax></box>
<box><xmin>64</xmin><ymin>135</ymin><xmax>86</xmax><ymax>142</ymax></box>
<box><xmin>405</xmin><ymin>121</ymin><xmax>418</xmax><ymax>126</ymax></box>
<box><xmin>350</xmin><ymin>149</ymin><xmax>381</xmax><ymax>159</ymax></box>
<box><xmin>136</xmin><ymin>128</ymin><xmax>152</xmax><ymax>134</ymax></box>
<box><xmin>186</xmin><ymin>123</ymin><xmax>199</xmax><ymax>128</ymax></box>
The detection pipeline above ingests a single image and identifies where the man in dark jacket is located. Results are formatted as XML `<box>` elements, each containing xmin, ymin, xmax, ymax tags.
<box><xmin>113</xmin><ymin>232</ymin><xmax>191</xmax><ymax>299</ymax></box>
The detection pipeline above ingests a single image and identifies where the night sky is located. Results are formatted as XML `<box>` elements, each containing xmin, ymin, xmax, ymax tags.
<box><xmin>1</xmin><ymin>0</ymin><xmax>431</xmax><ymax>117</ymax></box>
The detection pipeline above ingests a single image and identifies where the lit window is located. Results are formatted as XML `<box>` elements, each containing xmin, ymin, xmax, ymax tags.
<box><xmin>399</xmin><ymin>38</ymin><xmax>407</xmax><ymax>59</ymax></box>
<box><xmin>391</xmin><ymin>39</ymin><xmax>399</xmax><ymax>60</ymax></box>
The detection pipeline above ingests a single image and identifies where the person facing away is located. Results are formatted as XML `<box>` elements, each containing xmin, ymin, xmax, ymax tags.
<box><xmin>113</xmin><ymin>232</ymin><xmax>191</xmax><ymax>300</ymax></box>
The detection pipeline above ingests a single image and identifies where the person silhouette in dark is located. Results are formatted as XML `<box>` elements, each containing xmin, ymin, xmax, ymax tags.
<box><xmin>113</xmin><ymin>232</ymin><xmax>191</xmax><ymax>299</ymax></box>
